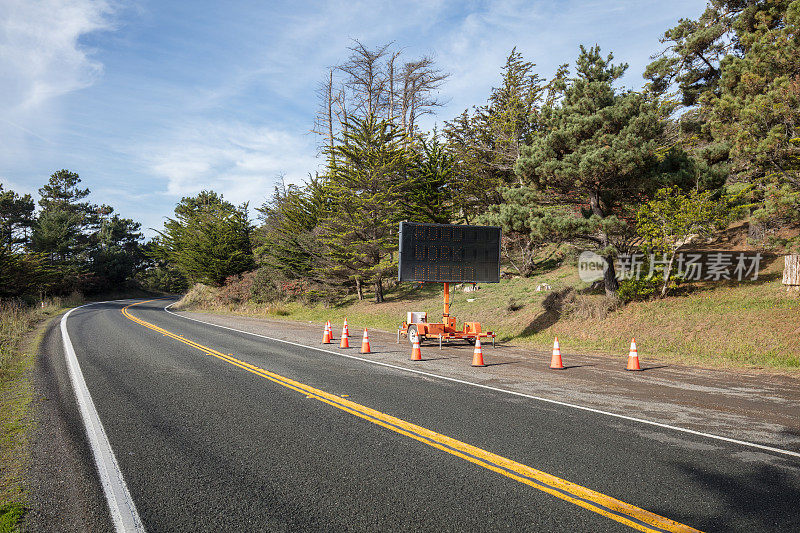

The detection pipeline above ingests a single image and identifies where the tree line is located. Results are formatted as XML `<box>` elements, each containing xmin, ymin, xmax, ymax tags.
<box><xmin>3</xmin><ymin>1</ymin><xmax>797</xmax><ymax>303</ymax></box>
<box><xmin>1</xmin><ymin>171</ymin><xmax>145</xmax><ymax>299</ymax></box>
<box><xmin>252</xmin><ymin>1</ymin><xmax>799</xmax><ymax>302</ymax></box>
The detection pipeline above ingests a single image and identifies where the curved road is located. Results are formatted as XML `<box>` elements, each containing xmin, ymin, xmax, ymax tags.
<box><xmin>46</xmin><ymin>299</ymin><xmax>800</xmax><ymax>531</ymax></box>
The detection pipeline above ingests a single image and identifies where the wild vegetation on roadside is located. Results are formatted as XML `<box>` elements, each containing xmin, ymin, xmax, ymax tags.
<box><xmin>0</xmin><ymin>297</ymin><xmax>76</xmax><ymax>531</ymax></box>
<box><xmin>159</xmin><ymin>2</ymin><xmax>800</xmax><ymax>321</ymax></box>
<box><xmin>175</xmin><ymin>246</ymin><xmax>799</xmax><ymax>371</ymax></box>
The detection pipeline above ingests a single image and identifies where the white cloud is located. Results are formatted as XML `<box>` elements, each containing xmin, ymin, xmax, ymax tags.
<box><xmin>192</xmin><ymin>0</ymin><xmax>454</xmax><ymax>109</ymax></box>
<box><xmin>139</xmin><ymin>121</ymin><xmax>322</xmax><ymax>208</ymax></box>
<box><xmin>0</xmin><ymin>0</ymin><xmax>115</xmax><ymax>166</ymax></box>
<box><xmin>0</xmin><ymin>0</ymin><xmax>114</xmax><ymax>111</ymax></box>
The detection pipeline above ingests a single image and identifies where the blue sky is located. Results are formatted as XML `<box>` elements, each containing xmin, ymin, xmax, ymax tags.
<box><xmin>1</xmin><ymin>0</ymin><xmax>707</xmax><ymax>237</ymax></box>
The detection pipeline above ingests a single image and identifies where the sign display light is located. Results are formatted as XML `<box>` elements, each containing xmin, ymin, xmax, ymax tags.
<box><xmin>398</xmin><ymin>222</ymin><xmax>501</xmax><ymax>283</ymax></box>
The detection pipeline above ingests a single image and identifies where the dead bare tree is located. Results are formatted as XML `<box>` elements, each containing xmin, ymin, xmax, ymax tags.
<box><xmin>311</xmin><ymin>41</ymin><xmax>450</xmax><ymax>153</ymax></box>
<box><xmin>386</xmin><ymin>50</ymin><xmax>402</xmax><ymax>122</ymax></box>
<box><xmin>312</xmin><ymin>68</ymin><xmax>338</xmax><ymax>159</ymax></box>
<box><xmin>400</xmin><ymin>56</ymin><xmax>449</xmax><ymax>135</ymax></box>
<box><xmin>338</xmin><ymin>40</ymin><xmax>391</xmax><ymax>119</ymax></box>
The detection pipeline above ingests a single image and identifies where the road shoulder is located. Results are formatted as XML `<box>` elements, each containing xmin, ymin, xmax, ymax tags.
<box><xmin>172</xmin><ymin>307</ymin><xmax>800</xmax><ymax>460</ymax></box>
<box><xmin>24</xmin><ymin>313</ymin><xmax>111</xmax><ymax>532</ymax></box>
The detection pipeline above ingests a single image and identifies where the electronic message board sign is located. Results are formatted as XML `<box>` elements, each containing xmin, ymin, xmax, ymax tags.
<box><xmin>398</xmin><ymin>221</ymin><xmax>501</xmax><ymax>283</ymax></box>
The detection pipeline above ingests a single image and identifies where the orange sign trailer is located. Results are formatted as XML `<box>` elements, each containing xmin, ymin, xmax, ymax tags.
<box><xmin>397</xmin><ymin>282</ymin><xmax>496</xmax><ymax>348</ymax></box>
<box><xmin>396</xmin><ymin>221</ymin><xmax>500</xmax><ymax>348</ymax></box>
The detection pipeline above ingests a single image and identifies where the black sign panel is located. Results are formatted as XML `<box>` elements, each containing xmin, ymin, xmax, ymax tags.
<box><xmin>398</xmin><ymin>222</ymin><xmax>501</xmax><ymax>283</ymax></box>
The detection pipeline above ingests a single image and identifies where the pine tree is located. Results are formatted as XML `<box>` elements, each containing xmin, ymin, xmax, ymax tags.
<box><xmin>0</xmin><ymin>184</ymin><xmax>41</xmax><ymax>297</ymax></box>
<box><xmin>255</xmin><ymin>178</ymin><xmax>325</xmax><ymax>279</ymax></box>
<box><xmin>89</xmin><ymin>215</ymin><xmax>144</xmax><ymax>289</ymax></box>
<box><xmin>442</xmin><ymin>109</ymin><xmax>500</xmax><ymax>222</ymax></box>
<box><xmin>3</xmin><ymin>172</ymin><xmax>145</xmax><ymax>296</ymax></box>
<box><xmin>644</xmin><ymin>2</ymin><xmax>732</xmax><ymax>105</ymax></box>
<box><xmin>485</xmin><ymin>48</ymin><xmax>545</xmax><ymax>175</ymax></box>
<box><xmin>37</xmin><ymin>169</ymin><xmax>91</xmax><ymax>212</ymax></box>
<box><xmin>706</xmin><ymin>1</ymin><xmax>800</xmax><ymax>186</ymax></box>
<box><xmin>516</xmin><ymin>46</ymin><xmax>667</xmax><ymax>295</ymax></box>
<box><xmin>476</xmin><ymin>185</ymin><xmax>549</xmax><ymax>277</ymax></box>
<box><xmin>0</xmin><ymin>184</ymin><xmax>35</xmax><ymax>255</ymax></box>
<box><xmin>444</xmin><ymin>49</ymin><xmax>545</xmax><ymax>222</ymax></box>
<box><xmin>646</xmin><ymin>0</ymin><xmax>800</xmax><ymax>248</ymax></box>
<box><xmin>407</xmin><ymin>132</ymin><xmax>455</xmax><ymax>224</ymax></box>
<box><xmin>160</xmin><ymin>191</ymin><xmax>255</xmax><ymax>286</ymax></box>
<box><xmin>31</xmin><ymin>169</ymin><xmax>97</xmax><ymax>263</ymax></box>
<box><xmin>31</xmin><ymin>209</ymin><xmax>84</xmax><ymax>264</ymax></box>
<box><xmin>137</xmin><ymin>236</ymin><xmax>189</xmax><ymax>293</ymax></box>
<box><xmin>319</xmin><ymin>116</ymin><xmax>411</xmax><ymax>302</ymax></box>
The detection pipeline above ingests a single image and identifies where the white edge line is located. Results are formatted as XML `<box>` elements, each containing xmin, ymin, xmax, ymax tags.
<box><xmin>62</xmin><ymin>302</ymin><xmax>146</xmax><ymax>532</ymax></box>
<box><xmin>161</xmin><ymin>301</ymin><xmax>800</xmax><ymax>460</ymax></box>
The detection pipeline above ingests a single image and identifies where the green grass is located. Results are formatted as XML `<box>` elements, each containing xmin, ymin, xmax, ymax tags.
<box><xmin>0</xmin><ymin>502</ymin><xmax>25</xmax><ymax>533</ymax></box>
<box><xmin>177</xmin><ymin>257</ymin><xmax>800</xmax><ymax>372</ymax></box>
<box><xmin>0</xmin><ymin>300</ymin><xmax>68</xmax><ymax>531</ymax></box>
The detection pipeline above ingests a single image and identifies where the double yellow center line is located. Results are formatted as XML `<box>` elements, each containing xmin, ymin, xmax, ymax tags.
<box><xmin>122</xmin><ymin>300</ymin><xmax>701</xmax><ymax>533</ymax></box>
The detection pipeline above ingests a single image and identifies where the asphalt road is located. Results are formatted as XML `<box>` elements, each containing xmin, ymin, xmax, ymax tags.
<box><xmin>50</xmin><ymin>298</ymin><xmax>800</xmax><ymax>532</ymax></box>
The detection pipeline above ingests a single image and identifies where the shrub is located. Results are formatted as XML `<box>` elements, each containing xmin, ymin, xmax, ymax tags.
<box><xmin>0</xmin><ymin>299</ymin><xmax>64</xmax><ymax>377</ymax></box>
<box><xmin>507</xmin><ymin>297</ymin><xmax>524</xmax><ymax>312</ymax></box>
<box><xmin>0</xmin><ymin>502</ymin><xmax>27</xmax><ymax>532</ymax></box>
<box><xmin>64</xmin><ymin>291</ymin><xmax>84</xmax><ymax>308</ymax></box>
<box><xmin>561</xmin><ymin>292</ymin><xmax>621</xmax><ymax>319</ymax></box>
<box><xmin>617</xmin><ymin>270</ymin><xmax>683</xmax><ymax>302</ymax></box>
<box><xmin>217</xmin><ymin>273</ymin><xmax>255</xmax><ymax>305</ymax></box>
<box><xmin>617</xmin><ymin>277</ymin><xmax>660</xmax><ymax>302</ymax></box>
<box><xmin>173</xmin><ymin>284</ymin><xmax>214</xmax><ymax>310</ymax></box>
<box><xmin>250</xmin><ymin>268</ymin><xmax>281</xmax><ymax>303</ymax></box>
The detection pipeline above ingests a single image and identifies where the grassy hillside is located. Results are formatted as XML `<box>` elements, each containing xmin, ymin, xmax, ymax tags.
<box><xmin>176</xmin><ymin>255</ymin><xmax>800</xmax><ymax>372</ymax></box>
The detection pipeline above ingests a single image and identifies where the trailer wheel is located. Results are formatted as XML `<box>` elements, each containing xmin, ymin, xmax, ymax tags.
<box><xmin>408</xmin><ymin>325</ymin><xmax>425</xmax><ymax>346</ymax></box>
<box><xmin>465</xmin><ymin>337</ymin><xmax>476</xmax><ymax>346</ymax></box>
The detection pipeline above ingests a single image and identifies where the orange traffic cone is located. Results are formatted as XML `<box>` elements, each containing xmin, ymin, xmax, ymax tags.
<box><xmin>411</xmin><ymin>336</ymin><xmax>422</xmax><ymax>361</ymax></box>
<box><xmin>322</xmin><ymin>321</ymin><xmax>332</xmax><ymax>344</ymax></box>
<box><xmin>339</xmin><ymin>323</ymin><xmax>350</xmax><ymax>348</ymax></box>
<box><xmin>360</xmin><ymin>328</ymin><xmax>371</xmax><ymax>354</ymax></box>
<box><xmin>343</xmin><ymin>318</ymin><xmax>350</xmax><ymax>338</ymax></box>
<box><xmin>626</xmin><ymin>338</ymin><xmax>641</xmax><ymax>371</ymax></box>
<box><xmin>550</xmin><ymin>337</ymin><xmax>564</xmax><ymax>369</ymax></box>
<box><xmin>471</xmin><ymin>337</ymin><xmax>486</xmax><ymax>367</ymax></box>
